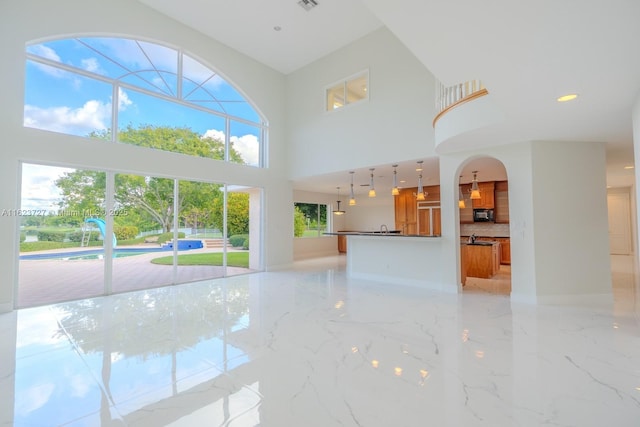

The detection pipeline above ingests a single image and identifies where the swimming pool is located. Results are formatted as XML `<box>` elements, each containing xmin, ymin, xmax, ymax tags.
<box><xmin>20</xmin><ymin>240</ymin><xmax>205</xmax><ymax>260</ymax></box>
<box><xmin>20</xmin><ymin>248</ymin><xmax>166</xmax><ymax>260</ymax></box>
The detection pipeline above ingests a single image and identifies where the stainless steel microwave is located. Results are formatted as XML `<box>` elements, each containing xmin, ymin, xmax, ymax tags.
<box><xmin>473</xmin><ymin>209</ymin><xmax>494</xmax><ymax>222</ymax></box>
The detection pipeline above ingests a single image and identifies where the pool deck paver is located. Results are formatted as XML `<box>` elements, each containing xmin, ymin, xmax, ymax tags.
<box><xmin>17</xmin><ymin>246</ymin><xmax>251</xmax><ymax>308</ymax></box>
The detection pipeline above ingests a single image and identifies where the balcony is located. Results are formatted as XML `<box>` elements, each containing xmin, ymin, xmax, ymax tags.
<box><xmin>432</xmin><ymin>79</ymin><xmax>504</xmax><ymax>152</ymax></box>
<box><xmin>433</xmin><ymin>79</ymin><xmax>488</xmax><ymax>127</ymax></box>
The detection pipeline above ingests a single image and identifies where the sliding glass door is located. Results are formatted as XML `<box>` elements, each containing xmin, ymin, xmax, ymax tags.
<box><xmin>18</xmin><ymin>164</ymin><xmax>106</xmax><ymax>307</ymax></box>
<box><xmin>18</xmin><ymin>162</ymin><xmax>259</xmax><ymax>308</ymax></box>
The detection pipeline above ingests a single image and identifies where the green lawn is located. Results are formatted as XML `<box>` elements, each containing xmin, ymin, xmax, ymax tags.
<box><xmin>150</xmin><ymin>251</ymin><xmax>249</xmax><ymax>267</ymax></box>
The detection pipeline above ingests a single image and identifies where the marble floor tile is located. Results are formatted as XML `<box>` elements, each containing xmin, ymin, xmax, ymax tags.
<box><xmin>1</xmin><ymin>255</ymin><xmax>639</xmax><ymax>426</ymax></box>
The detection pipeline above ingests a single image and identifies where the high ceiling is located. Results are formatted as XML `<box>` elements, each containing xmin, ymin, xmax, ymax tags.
<box><xmin>138</xmin><ymin>0</ymin><xmax>639</xmax><ymax>191</ymax></box>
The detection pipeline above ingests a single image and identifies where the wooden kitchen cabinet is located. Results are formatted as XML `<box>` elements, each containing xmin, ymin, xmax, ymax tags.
<box><xmin>465</xmin><ymin>242</ymin><xmax>500</xmax><ymax>278</ymax></box>
<box><xmin>337</xmin><ymin>234</ymin><xmax>347</xmax><ymax>253</ymax></box>
<box><xmin>472</xmin><ymin>181</ymin><xmax>495</xmax><ymax>209</ymax></box>
<box><xmin>396</xmin><ymin>186</ymin><xmax>441</xmax><ymax>235</ymax></box>
<box><xmin>460</xmin><ymin>244</ymin><xmax>467</xmax><ymax>286</ymax></box>
<box><xmin>424</xmin><ymin>185</ymin><xmax>440</xmax><ymax>203</ymax></box>
<box><xmin>496</xmin><ymin>238</ymin><xmax>511</xmax><ymax>264</ymax></box>
<box><xmin>417</xmin><ymin>203</ymin><xmax>441</xmax><ymax>236</ymax></box>
<box><xmin>394</xmin><ymin>188</ymin><xmax>417</xmax><ymax>235</ymax></box>
<box><xmin>494</xmin><ymin>181</ymin><xmax>509</xmax><ymax>223</ymax></box>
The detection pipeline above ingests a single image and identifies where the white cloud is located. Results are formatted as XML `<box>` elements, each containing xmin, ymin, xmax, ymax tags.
<box><xmin>202</xmin><ymin>129</ymin><xmax>225</xmax><ymax>142</ymax></box>
<box><xmin>15</xmin><ymin>383</ymin><xmax>55</xmax><ymax>416</ymax></box>
<box><xmin>20</xmin><ymin>164</ymin><xmax>74</xmax><ymax>211</ymax></box>
<box><xmin>231</xmin><ymin>134</ymin><xmax>259</xmax><ymax>166</ymax></box>
<box><xmin>118</xmin><ymin>88</ymin><xmax>132</xmax><ymax>111</ymax></box>
<box><xmin>29</xmin><ymin>44</ymin><xmax>61</xmax><ymax>62</ymax></box>
<box><xmin>24</xmin><ymin>100</ymin><xmax>110</xmax><ymax>136</ymax></box>
<box><xmin>27</xmin><ymin>45</ymin><xmax>66</xmax><ymax>78</ymax></box>
<box><xmin>183</xmin><ymin>55</ymin><xmax>225</xmax><ymax>90</ymax></box>
<box><xmin>201</xmin><ymin>130</ymin><xmax>259</xmax><ymax>165</ymax></box>
<box><xmin>80</xmin><ymin>57</ymin><xmax>102</xmax><ymax>74</ymax></box>
<box><xmin>69</xmin><ymin>374</ymin><xmax>92</xmax><ymax>398</ymax></box>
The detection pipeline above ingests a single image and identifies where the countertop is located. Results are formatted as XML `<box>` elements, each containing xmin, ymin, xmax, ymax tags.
<box><xmin>325</xmin><ymin>231</ymin><xmax>440</xmax><ymax>238</ymax></box>
<box><xmin>461</xmin><ymin>241</ymin><xmax>498</xmax><ymax>246</ymax></box>
<box><xmin>461</xmin><ymin>235</ymin><xmax>510</xmax><ymax>239</ymax></box>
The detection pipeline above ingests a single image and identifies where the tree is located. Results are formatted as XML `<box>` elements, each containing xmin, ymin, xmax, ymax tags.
<box><xmin>212</xmin><ymin>192</ymin><xmax>249</xmax><ymax>236</ymax></box>
<box><xmin>55</xmin><ymin>126</ymin><xmax>243</xmax><ymax>233</ymax></box>
<box><xmin>115</xmin><ymin>175</ymin><xmax>176</xmax><ymax>233</ymax></box>
<box><xmin>294</xmin><ymin>206</ymin><xmax>306</xmax><ymax>237</ymax></box>
<box><xmin>54</xmin><ymin>170</ymin><xmax>106</xmax><ymax>226</ymax></box>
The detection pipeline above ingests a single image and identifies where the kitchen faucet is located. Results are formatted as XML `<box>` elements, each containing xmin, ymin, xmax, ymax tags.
<box><xmin>468</xmin><ymin>233</ymin><xmax>477</xmax><ymax>244</ymax></box>
<box><xmin>380</xmin><ymin>224</ymin><xmax>389</xmax><ymax>234</ymax></box>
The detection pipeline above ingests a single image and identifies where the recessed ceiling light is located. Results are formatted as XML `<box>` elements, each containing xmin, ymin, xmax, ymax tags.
<box><xmin>557</xmin><ymin>93</ymin><xmax>579</xmax><ymax>102</ymax></box>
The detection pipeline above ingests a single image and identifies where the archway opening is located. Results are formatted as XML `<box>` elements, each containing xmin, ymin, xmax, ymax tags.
<box><xmin>457</xmin><ymin>157</ymin><xmax>511</xmax><ymax>295</ymax></box>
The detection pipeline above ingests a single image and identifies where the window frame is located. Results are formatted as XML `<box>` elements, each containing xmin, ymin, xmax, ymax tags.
<box><xmin>24</xmin><ymin>36</ymin><xmax>267</xmax><ymax>168</ymax></box>
<box><xmin>324</xmin><ymin>69</ymin><xmax>369</xmax><ymax>112</ymax></box>
<box><xmin>293</xmin><ymin>202</ymin><xmax>329</xmax><ymax>238</ymax></box>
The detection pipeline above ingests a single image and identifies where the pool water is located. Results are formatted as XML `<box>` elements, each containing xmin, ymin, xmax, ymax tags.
<box><xmin>20</xmin><ymin>248</ymin><xmax>165</xmax><ymax>260</ymax></box>
<box><xmin>61</xmin><ymin>252</ymin><xmax>145</xmax><ymax>260</ymax></box>
<box><xmin>20</xmin><ymin>242</ymin><xmax>203</xmax><ymax>261</ymax></box>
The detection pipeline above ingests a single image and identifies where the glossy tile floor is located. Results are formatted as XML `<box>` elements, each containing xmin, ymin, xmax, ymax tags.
<box><xmin>1</xmin><ymin>255</ymin><xmax>639</xmax><ymax>426</ymax></box>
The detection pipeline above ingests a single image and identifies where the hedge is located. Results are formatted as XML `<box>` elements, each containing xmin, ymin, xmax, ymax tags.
<box><xmin>229</xmin><ymin>234</ymin><xmax>249</xmax><ymax>248</ymax></box>
<box><xmin>37</xmin><ymin>230</ymin><xmax>66</xmax><ymax>242</ymax></box>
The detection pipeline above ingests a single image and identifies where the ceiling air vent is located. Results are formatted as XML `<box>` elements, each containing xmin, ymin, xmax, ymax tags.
<box><xmin>297</xmin><ymin>0</ymin><xmax>319</xmax><ymax>12</ymax></box>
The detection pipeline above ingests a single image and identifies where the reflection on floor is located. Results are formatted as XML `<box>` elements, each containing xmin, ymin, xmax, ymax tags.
<box><xmin>464</xmin><ymin>264</ymin><xmax>512</xmax><ymax>295</ymax></box>
<box><xmin>1</xmin><ymin>255</ymin><xmax>638</xmax><ymax>426</ymax></box>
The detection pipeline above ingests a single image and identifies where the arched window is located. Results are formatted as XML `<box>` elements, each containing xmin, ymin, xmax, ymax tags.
<box><xmin>24</xmin><ymin>37</ymin><xmax>266</xmax><ymax>167</ymax></box>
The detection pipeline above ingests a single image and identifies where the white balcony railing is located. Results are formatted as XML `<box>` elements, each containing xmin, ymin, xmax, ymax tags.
<box><xmin>433</xmin><ymin>79</ymin><xmax>488</xmax><ymax>126</ymax></box>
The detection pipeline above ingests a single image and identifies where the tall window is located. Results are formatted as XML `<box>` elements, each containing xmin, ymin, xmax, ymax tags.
<box><xmin>24</xmin><ymin>37</ymin><xmax>265</xmax><ymax>167</ymax></box>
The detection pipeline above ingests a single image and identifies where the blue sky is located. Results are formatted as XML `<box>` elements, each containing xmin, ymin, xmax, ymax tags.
<box><xmin>24</xmin><ymin>37</ymin><xmax>261</xmax><ymax>162</ymax></box>
<box><xmin>21</xmin><ymin>37</ymin><xmax>264</xmax><ymax>210</ymax></box>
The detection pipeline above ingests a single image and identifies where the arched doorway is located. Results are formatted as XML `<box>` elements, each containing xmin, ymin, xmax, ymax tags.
<box><xmin>457</xmin><ymin>157</ymin><xmax>511</xmax><ymax>295</ymax></box>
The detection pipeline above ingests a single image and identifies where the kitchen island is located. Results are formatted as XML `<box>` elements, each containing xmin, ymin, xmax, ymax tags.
<box><xmin>463</xmin><ymin>241</ymin><xmax>501</xmax><ymax>279</ymax></box>
<box><xmin>329</xmin><ymin>233</ymin><xmax>445</xmax><ymax>290</ymax></box>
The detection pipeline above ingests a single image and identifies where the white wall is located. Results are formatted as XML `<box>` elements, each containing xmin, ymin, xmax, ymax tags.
<box><xmin>633</xmin><ymin>95</ymin><xmax>640</xmax><ymax>257</ymax></box>
<box><xmin>0</xmin><ymin>0</ymin><xmax>291</xmax><ymax>312</ymax></box>
<box><xmin>435</xmin><ymin>92</ymin><xmax>506</xmax><ymax>150</ymax></box>
<box><xmin>531</xmin><ymin>141</ymin><xmax>611</xmax><ymax>303</ymax></box>
<box><xmin>631</xmin><ymin>93</ymin><xmax>640</xmax><ymax>317</ymax></box>
<box><xmin>286</xmin><ymin>27</ymin><xmax>438</xmax><ymax>181</ymax></box>
<box><xmin>341</xmin><ymin>194</ymin><xmax>396</xmax><ymax>232</ymax></box>
<box><xmin>440</xmin><ymin>140</ymin><xmax>612</xmax><ymax>304</ymax></box>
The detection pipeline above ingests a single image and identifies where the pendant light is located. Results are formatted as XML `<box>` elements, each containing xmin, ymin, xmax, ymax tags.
<box><xmin>368</xmin><ymin>168</ymin><xmax>376</xmax><ymax>197</ymax></box>
<box><xmin>391</xmin><ymin>164</ymin><xmax>400</xmax><ymax>196</ymax></box>
<box><xmin>470</xmin><ymin>170</ymin><xmax>481</xmax><ymax>200</ymax></box>
<box><xmin>414</xmin><ymin>161</ymin><xmax>428</xmax><ymax>201</ymax></box>
<box><xmin>333</xmin><ymin>187</ymin><xmax>345</xmax><ymax>215</ymax></box>
<box><xmin>348</xmin><ymin>171</ymin><xmax>356</xmax><ymax>206</ymax></box>
<box><xmin>458</xmin><ymin>175</ymin><xmax>466</xmax><ymax>208</ymax></box>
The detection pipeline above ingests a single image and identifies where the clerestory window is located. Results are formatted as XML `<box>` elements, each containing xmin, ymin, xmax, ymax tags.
<box><xmin>325</xmin><ymin>69</ymin><xmax>369</xmax><ymax>112</ymax></box>
<box><xmin>24</xmin><ymin>37</ymin><xmax>266</xmax><ymax>167</ymax></box>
